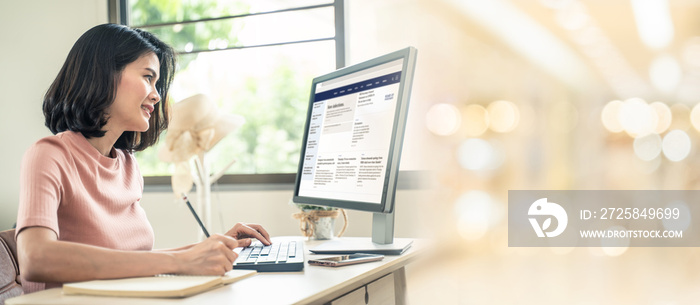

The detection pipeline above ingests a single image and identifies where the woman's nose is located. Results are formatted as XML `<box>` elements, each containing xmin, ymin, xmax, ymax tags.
<box><xmin>150</xmin><ymin>89</ymin><xmax>161</xmax><ymax>104</ymax></box>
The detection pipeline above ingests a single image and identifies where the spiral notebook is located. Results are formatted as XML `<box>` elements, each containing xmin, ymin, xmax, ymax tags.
<box><xmin>62</xmin><ymin>269</ymin><xmax>256</xmax><ymax>298</ymax></box>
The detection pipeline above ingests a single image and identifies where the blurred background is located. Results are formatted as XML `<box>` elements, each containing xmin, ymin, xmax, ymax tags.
<box><xmin>4</xmin><ymin>0</ymin><xmax>700</xmax><ymax>303</ymax></box>
<box><xmin>402</xmin><ymin>0</ymin><xmax>700</xmax><ymax>304</ymax></box>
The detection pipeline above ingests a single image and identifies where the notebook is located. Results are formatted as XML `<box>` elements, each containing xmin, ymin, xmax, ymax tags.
<box><xmin>62</xmin><ymin>269</ymin><xmax>256</xmax><ymax>298</ymax></box>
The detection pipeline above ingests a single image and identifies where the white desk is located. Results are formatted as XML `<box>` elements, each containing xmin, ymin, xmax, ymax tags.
<box><xmin>6</xmin><ymin>237</ymin><xmax>420</xmax><ymax>305</ymax></box>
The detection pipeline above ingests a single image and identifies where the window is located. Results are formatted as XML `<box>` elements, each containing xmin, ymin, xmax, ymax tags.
<box><xmin>111</xmin><ymin>0</ymin><xmax>344</xmax><ymax>183</ymax></box>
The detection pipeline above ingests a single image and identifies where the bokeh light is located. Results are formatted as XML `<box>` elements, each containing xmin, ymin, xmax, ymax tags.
<box><xmin>457</xmin><ymin>138</ymin><xmax>504</xmax><ymax>171</ymax></box>
<box><xmin>458</xmin><ymin>139</ymin><xmax>493</xmax><ymax>171</ymax></box>
<box><xmin>649</xmin><ymin>54</ymin><xmax>682</xmax><ymax>94</ymax></box>
<box><xmin>184</xmin><ymin>42</ymin><xmax>194</xmax><ymax>53</ymax></box>
<box><xmin>426</xmin><ymin>103</ymin><xmax>462</xmax><ymax>136</ymax></box>
<box><xmin>633</xmin><ymin>133</ymin><xmax>662</xmax><ymax>161</ymax></box>
<box><xmin>487</xmin><ymin>100</ymin><xmax>520</xmax><ymax>133</ymax></box>
<box><xmin>618</xmin><ymin>98</ymin><xmax>657</xmax><ymax>138</ymax></box>
<box><xmin>600</xmin><ymin>225</ymin><xmax>630</xmax><ymax>257</ymax></box>
<box><xmin>662</xmin><ymin>129</ymin><xmax>692</xmax><ymax>162</ymax></box>
<box><xmin>650</xmin><ymin>101</ymin><xmax>672</xmax><ymax>134</ymax></box>
<box><xmin>601</xmin><ymin>100</ymin><xmax>624</xmax><ymax>133</ymax></box>
<box><xmin>602</xmin><ymin>100</ymin><xmax>674</xmax><ymax>137</ymax></box>
<box><xmin>455</xmin><ymin>190</ymin><xmax>496</xmax><ymax>241</ymax></box>
<box><xmin>690</xmin><ymin>103</ymin><xmax>700</xmax><ymax>132</ymax></box>
<box><xmin>662</xmin><ymin>200</ymin><xmax>691</xmax><ymax>232</ymax></box>
<box><xmin>462</xmin><ymin>104</ymin><xmax>490</xmax><ymax>137</ymax></box>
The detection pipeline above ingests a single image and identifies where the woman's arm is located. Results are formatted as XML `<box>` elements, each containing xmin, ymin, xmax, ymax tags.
<box><xmin>155</xmin><ymin>222</ymin><xmax>273</xmax><ymax>252</ymax></box>
<box><xmin>18</xmin><ymin>227</ymin><xmax>239</xmax><ymax>283</ymax></box>
<box><xmin>154</xmin><ymin>244</ymin><xmax>195</xmax><ymax>252</ymax></box>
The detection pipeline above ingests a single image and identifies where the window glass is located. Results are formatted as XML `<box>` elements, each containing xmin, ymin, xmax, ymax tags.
<box><xmin>143</xmin><ymin>6</ymin><xmax>334</xmax><ymax>53</ymax></box>
<box><xmin>129</xmin><ymin>0</ymin><xmax>333</xmax><ymax>26</ymax></box>
<box><xmin>128</xmin><ymin>0</ymin><xmax>339</xmax><ymax>177</ymax></box>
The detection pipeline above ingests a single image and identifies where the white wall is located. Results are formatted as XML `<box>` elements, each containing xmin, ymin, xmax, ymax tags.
<box><xmin>142</xmin><ymin>188</ymin><xmax>434</xmax><ymax>249</ymax></box>
<box><xmin>0</xmin><ymin>0</ymin><xmax>108</xmax><ymax>230</ymax></box>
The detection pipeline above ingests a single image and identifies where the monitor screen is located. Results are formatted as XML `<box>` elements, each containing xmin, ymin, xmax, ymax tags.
<box><xmin>293</xmin><ymin>47</ymin><xmax>417</xmax><ymax>214</ymax></box>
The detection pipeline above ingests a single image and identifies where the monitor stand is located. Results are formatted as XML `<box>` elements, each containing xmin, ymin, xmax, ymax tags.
<box><xmin>309</xmin><ymin>210</ymin><xmax>413</xmax><ymax>255</ymax></box>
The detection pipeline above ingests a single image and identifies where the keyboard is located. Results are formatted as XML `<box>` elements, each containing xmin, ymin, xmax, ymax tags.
<box><xmin>232</xmin><ymin>238</ymin><xmax>305</xmax><ymax>272</ymax></box>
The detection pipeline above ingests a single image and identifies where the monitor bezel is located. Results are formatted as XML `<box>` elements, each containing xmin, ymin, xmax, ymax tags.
<box><xmin>292</xmin><ymin>47</ymin><xmax>418</xmax><ymax>214</ymax></box>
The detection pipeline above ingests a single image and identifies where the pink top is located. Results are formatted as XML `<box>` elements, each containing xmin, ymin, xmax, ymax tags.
<box><xmin>16</xmin><ymin>131</ymin><xmax>154</xmax><ymax>293</ymax></box>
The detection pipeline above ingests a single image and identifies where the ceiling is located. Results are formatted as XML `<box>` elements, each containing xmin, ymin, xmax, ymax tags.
<box><xmin>444</xmin><ymin>0</ymin><xmax>700</xmax><ymax>104</ymax></box>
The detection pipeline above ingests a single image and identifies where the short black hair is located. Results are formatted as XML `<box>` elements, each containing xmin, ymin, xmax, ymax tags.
<box><xmin>43</xmin><ymin>23</ymin><xmax>176</xmax><ymax>152</ymax></box>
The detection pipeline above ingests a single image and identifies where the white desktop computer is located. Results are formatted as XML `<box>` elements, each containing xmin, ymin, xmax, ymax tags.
<box><xmin>293</xmin><ymin>47</ymin><xmax>417</xmax><ymax>255</ymax></box>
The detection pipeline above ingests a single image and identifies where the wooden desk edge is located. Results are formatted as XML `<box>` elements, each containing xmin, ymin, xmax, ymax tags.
<box><xmin>294</xmin><ymin>241</ymin><xmax>424</xmax><ymax>305</ymax></box>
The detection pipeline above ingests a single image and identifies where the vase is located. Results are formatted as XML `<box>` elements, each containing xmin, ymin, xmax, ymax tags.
<box><xmin>311</xmin><ymin>216</ymin><xmax>336</xmax><ymax>240</ymax></box>
<box><xmin>294</xmin><ymin>208</ymin><xmax>347</xmax><ymax>240</ymax></box>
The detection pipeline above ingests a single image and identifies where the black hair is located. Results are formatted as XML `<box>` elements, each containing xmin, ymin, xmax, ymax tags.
<box><xmin>43</xmin><ymin>23</ymin><xmax>176</xmax><ymax>152</ymax></box>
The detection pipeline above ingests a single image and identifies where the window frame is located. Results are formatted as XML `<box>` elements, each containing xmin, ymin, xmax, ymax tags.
<box><xmin>108</xmin><ymin>0</ymin><xmax>346</xmax><ymax>186</ymax></box>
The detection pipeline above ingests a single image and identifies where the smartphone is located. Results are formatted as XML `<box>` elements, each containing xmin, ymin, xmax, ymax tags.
<box><xmin>308</xmin><ymin>253</ymin><xmax>384</xmax><ymax>267</ymax></box>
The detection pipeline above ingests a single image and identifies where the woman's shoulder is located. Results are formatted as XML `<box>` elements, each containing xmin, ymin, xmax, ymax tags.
<box><xmin>23</xmin><ymin>131</ymin><xmax>83</xmax><ymax>164</ymax></box>
<box><xmin>28</xmin><ymin>131</ymin><xmax>75</xmax><ymax>153</ymax></box>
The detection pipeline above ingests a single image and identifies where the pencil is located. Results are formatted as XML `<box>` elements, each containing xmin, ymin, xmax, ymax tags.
<box><xmin>181</xmin><ymin>193</ymin><xmax>210</xmax><ymax>238</ymax></box>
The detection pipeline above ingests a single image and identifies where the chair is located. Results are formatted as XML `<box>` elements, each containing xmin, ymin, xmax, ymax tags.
<box><xmin>0</xmin><ymin>229</ymin><xmax>22</xmax><ymax>304</ymax></box>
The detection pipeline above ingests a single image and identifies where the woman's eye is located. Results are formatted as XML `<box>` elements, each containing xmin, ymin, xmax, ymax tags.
<box><xmin>145</xmin><ymin>75</ymin><xmax>153</xmax><ymax>82</ymax></box>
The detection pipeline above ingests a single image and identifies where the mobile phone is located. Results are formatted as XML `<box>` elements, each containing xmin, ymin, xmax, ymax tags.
<box><xmin>308</xmin><ymin>253</ymin><xmax>384</xmax><ymax>267</ymax></box>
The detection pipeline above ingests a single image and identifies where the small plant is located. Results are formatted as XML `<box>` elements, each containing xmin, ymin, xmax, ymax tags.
<box><xmin>288</xmin><ymin>199</ymin><xmax>337</xmax><ymax>211</ymax></box>
<box><xmin>296</xmin><ymin>204</ymin><xmax>336</xmax><ymax>211</ymax></box>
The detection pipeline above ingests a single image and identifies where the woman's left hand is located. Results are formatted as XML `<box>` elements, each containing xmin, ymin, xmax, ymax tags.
<box><xmin>225</xmin><ymin>223</ymin><xmax>272</xmax><ymax>247</ymax></box>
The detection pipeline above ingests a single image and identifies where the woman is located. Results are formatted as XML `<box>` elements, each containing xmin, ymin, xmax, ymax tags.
<box><xmin>15</xmin><ymin>23</ymin><xmax>270</xmax><ymax>293</ymax></box>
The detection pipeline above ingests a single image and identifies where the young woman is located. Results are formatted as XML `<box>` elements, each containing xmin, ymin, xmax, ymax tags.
<box><xmin>15</xmin><ymin>23</ymin><xmax>270</xmax><ymax>293</ymax></box>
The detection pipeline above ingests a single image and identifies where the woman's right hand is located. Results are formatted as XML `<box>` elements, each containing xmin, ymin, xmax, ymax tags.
<box><xmin>173</xmin><ymin>234</ymin><xmax>239</xmax><ymax>275</ymax></box>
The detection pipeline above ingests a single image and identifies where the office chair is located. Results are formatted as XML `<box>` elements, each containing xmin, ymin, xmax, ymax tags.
<box><xmin>0</xmin><ymin>229</ymin><xmax>22</xmax><ymax>304</ymax></box>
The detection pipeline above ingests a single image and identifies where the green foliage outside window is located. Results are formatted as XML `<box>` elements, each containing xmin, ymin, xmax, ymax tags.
<box><xmin>128</xmin><ymin>0</ymin><xmax>336</xmax><ymax>177</ymax></box>
<box><xmin>129</xmin><ymin>0</ymin><xmax>248</xmax><ymax>69</ymax></box>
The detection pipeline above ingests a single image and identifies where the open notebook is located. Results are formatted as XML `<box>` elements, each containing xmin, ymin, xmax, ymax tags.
<box><xmin>62</xmin><ymin>269</ymin><xmax>256</xmax><ymax>298</ymax></box>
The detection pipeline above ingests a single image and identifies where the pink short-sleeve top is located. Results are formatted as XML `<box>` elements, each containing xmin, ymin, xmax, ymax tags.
<box><xmin>16</xmin><ymin>131</ymin><xmax>155</xmax><ymax>292</ymax></box>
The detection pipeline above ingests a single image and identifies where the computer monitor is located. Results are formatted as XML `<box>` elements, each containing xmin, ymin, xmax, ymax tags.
<box><xmin>292</xmin><ymin>47</ymin><xmax>417</xmax><ymax>254</ymax></box>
